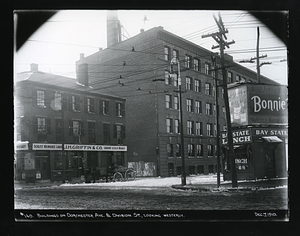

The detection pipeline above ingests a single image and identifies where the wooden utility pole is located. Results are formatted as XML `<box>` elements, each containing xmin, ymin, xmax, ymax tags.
<box><xmin>202</xmin><ymin>12</ymin><xmax>238</xmax><ymax>187</ymax></box>
<box><xmin>239</xmin><ymin>27</ymin><xmax>271</xmax><ymax>82</ymax></box>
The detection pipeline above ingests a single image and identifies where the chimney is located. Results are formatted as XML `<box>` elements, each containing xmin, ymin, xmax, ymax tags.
<box><xmin>80</xmin><ymin>53</ymin><xmax>84</xmax><ymax>60</ymax></box>
<box><xmin>140</xmin><ymin>29</ymin><xmax>144</xmax><ymax>33</ymax></box>
<box><xmin>30</xmin><ymin>63</ymin><xmax>38</xmax><ymax>72</ymax></box>
<box><xmin>76</xmin><ymin>63</ymin><xmax>89</xmax><ymax>86</ymax></box>
<box><xmin>107</xmin><ymin>10</ymin><xmax>122</xmax><ymax>48</ymax></box>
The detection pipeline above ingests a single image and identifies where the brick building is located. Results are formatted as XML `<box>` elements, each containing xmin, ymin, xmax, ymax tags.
<box><xmin>75</xmin><ymin>23</ymin><xmax>279</xmax><ymax>178</ymax></box>
<box><xmin>14</xmin><ymin>64</ymin><xmax>127</xmax><ymax>182</ymax></box>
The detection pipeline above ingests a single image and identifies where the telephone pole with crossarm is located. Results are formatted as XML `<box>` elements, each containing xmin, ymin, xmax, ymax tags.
<box><xmin>202</xmin><ymin>12</ymin><xmax>238</xmax><ymax>188</ymax></box>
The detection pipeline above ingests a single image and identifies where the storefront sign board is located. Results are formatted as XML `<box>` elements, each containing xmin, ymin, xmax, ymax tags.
<box><xmin>32</xmin><ymin>143</ymin><xmax>127</xmax><ymax>151</ymax></box>
<box><xmin>221</xmin><ymin>128</ymin><xmax>252</xmax><ymax>145</ymax></box>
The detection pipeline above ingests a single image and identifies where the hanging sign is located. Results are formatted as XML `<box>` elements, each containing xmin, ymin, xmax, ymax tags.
<box><xmin>221</xmin><ymin>128</ymin><xmax>252</xmax><ymax>145</ymax></box>
<box><xmin>64</xmin><ymin>144</ymin><xmax>127</xmax><ymax>152</ymax></box>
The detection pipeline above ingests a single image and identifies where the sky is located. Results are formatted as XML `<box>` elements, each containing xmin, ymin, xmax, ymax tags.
<box><xmin>14</xmin><ymin>10</ymin><xmax>288</xmax><ymax>85</ymax></box>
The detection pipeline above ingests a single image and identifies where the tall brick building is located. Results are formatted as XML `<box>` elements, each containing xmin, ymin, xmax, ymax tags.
<box><xmin>15</xmin><ymin>64</ymin><xmax>127</xmax><ymax>182</ymax></box>
<box><xmin>75</xmin><ymin>23</ymin><xmax>279</xmax><ymax>177</ymax></box>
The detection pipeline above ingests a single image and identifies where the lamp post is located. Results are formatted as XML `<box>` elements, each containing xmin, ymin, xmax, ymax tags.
<box><xmin>170</xmin><ymin>57</ymin><xmax>186</xmax><ymax>186</ymax></box>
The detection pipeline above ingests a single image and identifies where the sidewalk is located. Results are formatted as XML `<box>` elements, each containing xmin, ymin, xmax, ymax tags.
<box><xmin>172</xmin><ymin>177</ymin><xmax>288</xmax><ymax>192</ymax></box>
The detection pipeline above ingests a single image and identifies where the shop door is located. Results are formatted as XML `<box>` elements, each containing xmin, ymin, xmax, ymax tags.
<box><xmin>265</xmin><ymin>148</ymin><xmax>276</xmax><ymax>178</ymax></box>
<box><xmin>168</xmin><ymin>163</ymin><xmax>174</xmax><ymax>177</ymax></box>
<box><xmin>36</xmin><ymin>156</ymin><xmax>50</xmax><ymax>179</ymax></box>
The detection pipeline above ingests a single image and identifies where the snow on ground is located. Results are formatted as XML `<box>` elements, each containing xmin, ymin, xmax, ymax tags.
<box><xmin>60</xmin><ymin>174</ymin><xmax>221</xmax><ymax>187</ymax></box>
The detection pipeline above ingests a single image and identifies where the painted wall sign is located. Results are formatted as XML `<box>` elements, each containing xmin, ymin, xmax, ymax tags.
<box><xmin>33</xmin><ymin>143</ymin><xmax>62</xmax><ymax>150</ymax></box>
<box><xmin>32</xmin><ymin>143</ymin><xmax>127</xmax><ymax>151</ymax></box>
<box><xmin>221</xmin><ymin>128</ymin><xmax>252</xmax><ymax>145</ymax></box>
<box><xmin>64</xmin><ymin>144</ymin><xmax>127</xmax><ymax>152</ymax></box>
<box><xmin>252</xmin><ymin>128</ymin><xmax>288</xmax><ymax>137</ymax></box>
<box><xmin>15</xmin><ymin>142</ymin><xmax>29</xmax><ymax>150</ymax></box>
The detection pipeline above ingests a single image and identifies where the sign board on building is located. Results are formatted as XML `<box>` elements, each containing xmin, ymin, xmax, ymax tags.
<box><xmin>15</xmin><ymin>141</ymin><xmax>29</xmax><ymax>150</ymax></box>
<box><xmin>228</xmin><ymin>84</ymin><xmax>288</xmax><ymax>127</ymax></box>
<box><xmin>32</xmin><ymin>143</ymin><xmax>127</xmax><ymax>151</ymax></box>
<box><xmin>221</xmin><ymin>128</ymin><xmax>252</xmax><ymax>145</ymax></box>
<box><xmin>252</xmin><ymin>127</ymin><xmax>288</xmax><ymax>138</ymax></box>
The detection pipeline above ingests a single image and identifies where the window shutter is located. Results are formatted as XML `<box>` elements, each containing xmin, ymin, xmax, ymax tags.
<box><xmin>75</xmin><ymin>95</ymin><xmax>80</xmax><ymax>111</ymax></box>
<box><xmin>99</xmin><ymin>100</ymin><xmax>103</xmax><ymax>114</ymax></box>
<box><xmin>121</xmin><ymin>125</ymin><xmax>126</xmax><ymax>139</ymax></box>
<box><xmin>84</xmin><ymin>98</ymin><xmax>88</xmax><ymax>112</ymax></box>
<box><xmin>68</xmin><ymin>95</ymin><xmax>72</xmax><ymax>111</ymax></box>
<box><xmin>32</xmin><ymin>89</ymin><xmax>37</xmax><ymax>106</ymax></box>
<box><xmin>106</xmin><ymin>101</ymin><xmax>110</xmax><ymax>115</ymax></box>
<box><xmin>114</xmin><ymin>125</ymin><xmax>117</xmax><ymax>138</ymax></box>
<box><xmin>33</xmin><ymin>117</ymin><xmax>37</xmax><ymax>134</ymax></box>
<box><xmin>69</xmin><ymin>120</ymin><xmax>73</xmax><ymax>135</ymax></box>
<box><xmin>90</xmin><ymin>98</ymin><xmax>94</xmax><ymax>112</ymax></box>
<box><xmin>121</xmin><ymin>103</ymin><xmax>125</xmax><ymax>117</ymax></box>
<box><xmin>46</xmin><ymin>118</ymin><xmax>51</xmax><ymax>134</ymax></box>
<box><xmin>80</xmin><ymin>121</ymin><xmax>84</xmax><ymax>136</ymax></box>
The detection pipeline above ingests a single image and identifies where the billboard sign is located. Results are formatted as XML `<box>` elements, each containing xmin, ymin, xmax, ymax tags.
<box><xmin>228</xmin><ymin>84</ymin><xmax>288</xmax><ymax>126</ymax></box>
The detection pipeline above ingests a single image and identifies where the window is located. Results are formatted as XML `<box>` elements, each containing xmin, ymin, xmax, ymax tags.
<box><xmin>205</xmin><ymin>83</ymin><xmax>211</xmax><ymax>95</ymax></box>
<box><xmin>33</xmin><ymin>117</ymin><xmax>50</xmax><ymax>141</ymax></box>
<box><xmin>196</xmin><ymin>144</ymin><xmax>203</xmax><ymax>157</ymax></box>
<box><xmin>176</xmin><ymin>143</ymin><xmax>181</xmax><ymax>157</ymax></box>
<box><xmin>227</xmin><ymin>71</ymin><xmax>233</xmax><ymax>83</ymax></box>
<box><xmin>69</xmin><ymin>95</ymin><xmax>80</xmax><ymax>111</ymax></box>
<box><xmin>193</xmin><ymin>58</ymin><xmax>200</xmax><ymax>71</ymax></box>
<box><xmin>185</xmin><ymin>77</ymin><xmax>192</xmax><ymax>90</ymax></box>
<box><xmin>214</xmin><ymin>124</ymin><xmax>217</xmax><ymax>136</ymax></box>
<box><xmin>187</xmin><ymin>120</ymin><xmax>194</xmax><ymax>135</ymax></box>
<box><xmin>55</xmin><ymin>92</ymin><xmax>62</xmax><ymax>110</ymax></box>
<box><xmin>166</xmin><ymin>118</ymin><xmax>173</xmax><ymax>133</ymax></box>
<box><xmin>164</xmin><ymin>46</ymin><xmax>170</xmax><ymax>61</ymax></box>
<box><xmin>206</xmin><ymin>103</ymin><xmax>212</xmax><ymax>115</ymax></box>
<box><xmin>165</xmin><ymin>70</ymin><xmax>171</xmax><ymax>85</ymax></box>
<box><xmin>223</xmin><ymin>106</ymin><xmax>226</xmax><ymax>116</ymax></box>
<box><xmin>208</xmin><ymin>164</ymin><xmax>215</xmax><ymax>172</ymax></box>
<box><xmin>213</xmin><ymin>85</ymin><xmax>216</xmax><ymax>97</ymax></box>
<box><xmin>174</xmin><ymin>119</ymin><xmax>180</xmax><ymax>134</ymax></box>
<box><xmin>195</xmin><ymin>122</ymin><xmax>203</xmax><ymax>135</ymax></box>
<box><xmin>116</xmin><ymin>102</ymin><xmax>125</xmax><ymax>117</ymax></box>
<box><xmin>197</xmin><ymin>165</ymin><xmax>204</xmax><ymax>174</ymax></box>
<box><xmin>85</xmin><ymin>98</ymin><xmax>95</xmax><ymax>113</ymax></box>
<box><xmin>100</xmin><ymin>100</ymin><xmax>110</xmax><ymax>115</ymax></box>
<box><xmin>185</xmin><ymin>55</ymin><xmax>192</xmax><ymax>68</ymax></box>
<box><xmin>188</xmin><ymin>144</ymin><xmax>195</xmax><ymax>157</ymax></box>
<box><xmin>207</xmin><ymin>123</ymin><xmax>213</xmax><ymax>136</ymax></box>
<box><xmin>167</xmin><ymin>143</ymin><xmax>173</xmax><ymax>157</ymax></box>
<box><xmin>37</xmin><ymin>117</ymin><xmax>46</xmax><ymax>135</ymax></box>
<box><xmin>37</xmin><ymin>90</ymin><xmax>45</xmax><ymax>107</ymax></box>
<box><xmin>236</xmin><ymin>74</ymin><xmax>241</xmax><ymax>82</ymax></box>
<box><xmin>189</xmin><ymin>166</ymin><xmax>196</xmax><ymax>175</ymax></box>
<box><xmin>166</xmin><ymin>95</ymin><xmax>172</xmax><ymax>109</ymax></box>
<box><xmin>195</xmin><ymin>101</ymin><xmax>201</xmax><ymax>113</ymax></box>
<box><xmin>174</xmin><ymin>96</ymin><xmax>179</xmax><ymax>110</ymax></box>
<box><xmin>103</xmin><ymin>123</ymin><xmax>110</xmax><ymax>144</ymax></box>
<box><xmin>114</xmin><ymin>124</ymin><xmax>126</xmax><ymax>144</ymax></box>
<box><xmin>205</xmin><ymin>63</ymin><xmax>211</xmax><ymax>75</ymax></box>
<box><xmin>207</xmin><ymin>145</ymin><xmax>214</xmax><ymax>156</ymax></box>
<box><xmin>172</xmin><ymin>49</ymin><xmax>179</xmax><ymax>59</ymax></box>
<box><xmin>195</xmin><ymin>79</ymin><xmax>200</xmax><ymax>92</ymax></box>
<box><xmin>55</xmin><ymin>118</ymin><xmax>62</xmax><ymax>142</ymax></box>
<box><xmin>88</xmin><ymin>121</ymin><xmax>96</xmax><ymax>143</ymax></box>
<box><xmin>223</xmin><ymin>125</ymin><xmax>227</xmax><ymax>131</ymax></box>
<box><xmin>186</xmin><ymin>99</ymin><xmax>193</xmax><ymax>112</ymax></box>
<box><xmin>69</xmin><ymin>120</ymin><xmax>84</xmax><ymax>143</ymax></box>
<box><xmin>221</xmin><ymin>88</ymin><xmax>224</xmax><ymax>99</ymax></box>
<box><xmin>173</xmin><ymin>73</ymin><xmax>178</xmax><ymax>87</ymax></box>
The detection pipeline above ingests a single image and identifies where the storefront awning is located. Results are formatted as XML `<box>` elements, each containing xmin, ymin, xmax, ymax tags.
<box><xmin>261</xmin><ymin>136</ymin><xmax>282</xmax><ymax>143</ymax></box>
<box><xmin>223</xmin><ymin>145</ymin><xmax>245</xmax><ymax>150</ymax></box>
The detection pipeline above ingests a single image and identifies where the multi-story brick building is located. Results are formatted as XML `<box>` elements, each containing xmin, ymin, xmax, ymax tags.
<box><xmin>75</xmin><ymin>21</ymin><xmax>279</xmax><ymax>177</ymax></box>
<box><xmin>14</xmin><ymin>64</ymin><xmax>127</xmax><ymax>182</ymax></box>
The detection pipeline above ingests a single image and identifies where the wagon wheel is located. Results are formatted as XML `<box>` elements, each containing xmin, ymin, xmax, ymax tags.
<box><xmin>125</xmin><ymin>169</ymin><xmax>136</xmax><ymax>181</ymax></box>
<box><xmin>113</xmin><ymin>172</ymin><xmax>123</xmax><ymax>182</ymax></box>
